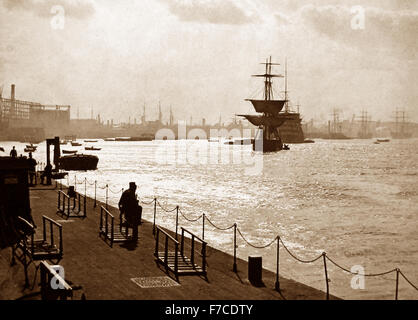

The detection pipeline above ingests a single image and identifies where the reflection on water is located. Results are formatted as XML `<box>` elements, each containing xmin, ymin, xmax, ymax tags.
<box><xmin>2</xmin><ymin>138</ymin><xmax>417</xmax><ymax>299</ymax></box>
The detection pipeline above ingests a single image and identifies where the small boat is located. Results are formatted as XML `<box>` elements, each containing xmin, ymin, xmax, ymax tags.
<box><xmin>62</xmin><ymin>150</ymin><xmax>78</xmax><ymax>155</ymax></box>
<box><xmin>84</xmin><ymin>140</ymin><xmax>98</xmax><ymax>143</ymax></box>
<box><xmin>60</xmin><ymin>140</ymin><xmax>68</xmax><ymax>145</ymax></box>
<box><xmin>104</xmin><ymin>138</ymin><xmax>116</xmax><ymax>141</ymax></box>
<box><xmin>51</xmin><ymin>172</ymin><xmax>68</xmax><ymax>179</ymax></box>
<box><xmin>373</xmin><ymin>141</ymin><xmax>380</xmax><ymax>144</ymax></box>
<box><xmin>71</xmin><ymin>142</ymin><xmax>82</xmax><ymax>146</ymax></box>
<box><xmin>59</xmin><ymin>154</ymin><xmax>99</xmax><ymax>171</ymax></box>
<box><xmin>283</xmin><ymin>144</ymin><xmax>290</xmax><ymax>150</ymax></box>
<box><xmin>115</xmin><ymin>137</ymin><xmax>131</xmax><ymax>141</ymax></box>
<box><xmin>26</xmin><ymin>144</ymin><xmax>37</xmax><ymax>149</ymax></box>
<box><xmin>85</xmin><ymin>146</ymin><xmax>101</xmax><ymax>151</ymax></box>
<box><xmin>24</xmin><ymin>147</ymin><xmax>37</xmax><ymax>153</ymax></box>
<box><xmin>377</xmin><ymin>139</ymin><xmax>390</xmax><ymax>143</ymax></box>
<box><xmin>304</xmin><ymin>139</ymin><xmax>315</xmax><ymax>144</ymax></box>
<box><xmin>0</xmin><ymin>147</ymin><xmax>4</xmax><ymax>152</ymax></box>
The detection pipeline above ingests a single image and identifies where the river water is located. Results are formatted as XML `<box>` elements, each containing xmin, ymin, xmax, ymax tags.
<box><xmin>2</xmin><ymin>138</ymin><xmax>417</xmax><ymax>300</ymax></box>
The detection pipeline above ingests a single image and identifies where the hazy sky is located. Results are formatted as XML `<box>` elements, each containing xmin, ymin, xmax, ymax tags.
<box><xmin>0</xmin><ymin>0</ymin><xmax>417</xmax><ymax>124</ymax></box>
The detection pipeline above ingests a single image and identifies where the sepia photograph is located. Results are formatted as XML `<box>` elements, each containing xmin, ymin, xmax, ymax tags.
<box><xmin>0</xmin><ymin>0</ymin><xmax>417</xmax><ymax>311</ymax></box>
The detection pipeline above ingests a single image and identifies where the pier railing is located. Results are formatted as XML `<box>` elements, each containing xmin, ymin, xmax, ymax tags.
<box><xmin>63</xmin><ymin>175</ymin><xmax>418</xmax><ymax>300</ymax></box>
<box><xmin>57</xmin><ymin>189</ymin><xmax>87</xmax><ymax>219</ymax></box>
<box><xmin>154</xmin><ymin>226</ymin><xmax>179</xmax><ymax>278</ymax></box>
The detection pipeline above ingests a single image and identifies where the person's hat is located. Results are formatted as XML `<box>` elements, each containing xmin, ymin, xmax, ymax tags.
<box><xmin>129</xmin><ymin>182</ymin><xmax>137</xmax><ymax>188</ymax></box>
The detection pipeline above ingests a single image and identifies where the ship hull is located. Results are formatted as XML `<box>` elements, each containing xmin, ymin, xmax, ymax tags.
<box><xmin>252</xmin><ymin>139</ymin><xmax>283</xmax><ymax>152</ymax></box>
<box><xmin>276</xmin><ymin>112</ymin><xmax>305</xmax><ymax>143</ymax></box>
<box><xmin>59</xmin><ymin>155</ymin><xmax>98</xmax><ymax>171</ymax></box>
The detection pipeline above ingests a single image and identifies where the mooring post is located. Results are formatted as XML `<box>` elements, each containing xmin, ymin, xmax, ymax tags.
<box><xmin>84</xmin><ymin>177</ymin><xmax>87</xmax><ymax>197</ymax></box>
<box><xmin>94</xmin><ymin>181</ymin><xmax>97</xmax><ymax>208</ymax></box>
<box><xmin>275</xmin><ymin>236</ymin><xmax>280</xmax><ymax>291</ymax></box>
<box><xmin>233</xmin><ymin>223</ymin><xmax>237</xmax><ymax>273</ymax></box>
<box><xmin>395</xmin><ymin>268</ymin><xmax>400</xmax><ymax>300</ymax></box>
<box><xmin>323</xmin><ymin>252</ymin><xmax>330</xmax><ymax>300</ymax></box>
<box><xmin>175</xmin><ymin>206</ymin><xmax>179</xmax><ymax>240</ymax></box>
<box><xmin>153</xmin><ymin>198</ymin><xmax>157</xmax><ymax>236</ymax></box>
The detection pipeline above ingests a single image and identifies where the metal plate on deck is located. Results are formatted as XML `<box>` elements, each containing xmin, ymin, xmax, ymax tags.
<box><xmin>131</xmin><ymin>276</ymin><xmax>180</xmax><ymax>288</ymax></box>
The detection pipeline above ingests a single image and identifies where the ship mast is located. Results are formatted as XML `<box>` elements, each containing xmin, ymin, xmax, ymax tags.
<box><xmin>284</xmin><ymin>58</ymin><xmax>289</xmax><ymax>113</ymax></box>
<box><xmin>253</xmin><ymin>56</ymin><xmax>282</xmax><ymax>102</ymax></box>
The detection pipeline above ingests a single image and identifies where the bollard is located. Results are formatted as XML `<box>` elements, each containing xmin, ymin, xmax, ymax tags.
<box><xmin>275</xmin><ymin>236</ymin><xmax>280</xmax><ymax>291</ymax></box>
<box><xmin>153</xmin><ymin>198</ymin><xmax>157</xmax><ymax>236</ymax></box>
<box><xmin>233</xmin><ymin>223</ymin><xmax>237</xmax><ymax>273</ymax></box>
<box><xmin>323</xmin><ymin>252</ymin><xmax>330</xmax><ymax>300</ymax></box>
<box><xmin>175</xmin><ymin>206</ymin><xmax>179</xmax><ymax>240</ymax></box>
<box><xmin>94</xmin><ymin>181</ymin><xmax>97</xmax><ymax>208</ymax></box>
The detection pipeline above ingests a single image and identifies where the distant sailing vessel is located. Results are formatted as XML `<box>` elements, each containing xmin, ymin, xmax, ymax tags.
<box><xmin>357</xmin><ymin>110</ymin><xmax>372</xmax><ymax>139</ymax></box>
<box><xmin>325</xmin><ymin>109</ymin><xmax>351</xmax><ymax>140</ymax></box>
<box><xmin>239</xmin><ymin>56</ymin><xmax>288</xmax><ymax>152</ymax></box>
<box><xmin>391</xmin><ymin>109</ymin><xmax>412</xmax><ymax>139</ymax></box>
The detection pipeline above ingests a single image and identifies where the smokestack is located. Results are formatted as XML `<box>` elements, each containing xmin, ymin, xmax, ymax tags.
<box><xmin>11</xmin><ymin>84</ymin><xmax>15</xmax><ymax>101</ymax></box>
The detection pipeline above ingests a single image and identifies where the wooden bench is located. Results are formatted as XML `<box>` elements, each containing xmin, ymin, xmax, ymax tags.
<box><xmin>99</xmin><ymin>206</ymin><xmax>131</xmax><ymax>247</ymax></box>
<box><xmin>57</xmin><ymin>190</ymin><xmax>86</xmax><ymax>219</ymax></box>
<box><xmin>11</xmin><ymin>216</ymin><xmax>63</xmax><ymax>287</ymax></box>
<box><xmin>154</xmin><ymin>227</ymin><xmax>207</xmax><ymax>280</ymax></box>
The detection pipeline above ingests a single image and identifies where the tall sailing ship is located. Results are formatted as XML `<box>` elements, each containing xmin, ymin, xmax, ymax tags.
<box><xmin>239</xmin><ymin>57</ymin><xmax>288</xmax><ymax>152</ymax></box>
<box><xmin>357</xmin><ymin>110</ymin><xmax>373</xmax><ymax>139</ymax></box>
<box><xmin>391</xmin><ymin>108</ymin><xmax>412</xmax><ymax>139</ymax></box>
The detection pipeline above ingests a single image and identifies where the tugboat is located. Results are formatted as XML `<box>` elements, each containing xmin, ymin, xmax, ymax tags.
<box><xmin>239</xmin><ymin>56</ymin><xmax>288</xmax><ymax>152</ymax></box>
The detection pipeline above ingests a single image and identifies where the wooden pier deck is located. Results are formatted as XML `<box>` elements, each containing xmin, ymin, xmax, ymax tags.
<box><xmin>0</xmin><ymin>185</ymin><xmax>340</xmax><ymax>300</ymax></box>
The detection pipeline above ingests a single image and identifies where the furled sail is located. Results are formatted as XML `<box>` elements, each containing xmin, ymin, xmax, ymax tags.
<box><xmin>246</xmin><ymin>99</ymin><xmax>286</xmax><ymax>115</ymax></box>
<box><xmin>238</xmin><ymin>115</ymin><xmax>287</xmax><ymax>128</ymax></box>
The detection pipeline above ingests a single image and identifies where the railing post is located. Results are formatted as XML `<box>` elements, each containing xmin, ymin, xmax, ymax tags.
<box><xmin>275</xmin><ymin>236</ymin><xmax>280</xmax><ymax>291</ymax></box>
<box><xmin>202</xmin><ymin>214</ymin><xmax>205</xmax><ymax>240</ymax></box>
<box><xmin>67</xmin><ymin>195</ymin><xmax>70</xmax><ymax>217</ymax></box>
<box><xmin>94</xmin><ymin>181</ymin><xmax>97</xmax><ymax>208</ymax></box>
<box><xmin>153</xmin><ymin>198</ymin><xmax>157</xmax><ymax>236</ymax></box>
<box><xmin>323</xmin><ymin>252</ymin><xmax>330</xmax><ymax>300</ymax></box>
<box><xmin>84</xmin><ymin>177</ymin><xmax>87</xmax><ymax>198</ymax></box>
<box><xmin>395</xmin><ymin>268</ymin><xmax>400</xmax><ymax>300</ymax></box>
<box><xmin>43</xmin><ymin>216</ymin><xmax>46</xmax><ymax>242</ymax></box>
<box><xmin>84</xmin><ymin>194</ymin><xmax>87</xmax><ymax>217</ymax></box>
<box><xmin>233</xmin><ymin>223</ymin><xmax>237</xmax><ymax>273</ymax></box>
<box><xmin>191</xmin><ymin>234</ymin><xmax>195</xmax><ymax>268</ymax></box>
<box><xmin>202</xmin><ymin>242</ymin><xmax>207</xmax><ymax>274</ymax></box>
<box><xmin>164</xmin><ymin>236</ymin><xmax>169</xmax><ymax>270</ymax></box>
<box><xmin>154</xmin><ymin>228</ymin><xmax>159</xmax><ymax>258</ymax></box>
<box><xmin>74</xmin><ymin>174</ymin><xmax>77</xmax><ymax>192</ymax></box>
<box><xmin>105</xmin><ymin>184</ymin><xmax>108</xmax><ymax>210</ymax></box>
<box><xmin>100</xmin><ymin>207</ymin><xmax>103</xmax><ymax>233</ymax></box>
<box><xmin>111</xmin><ymin>216</ymin><xmax>114</xmax><ymax>247</ymax></box>
<box><xmin>174</xmin><ymin>242</ymin><xmax>179</xmax><ymax>277</ymax></box>
<box><xmin>57</xmin><ymin>191</ymin><xmax>61</xmax><ymax>211</ymax></box>
<box><xmin>175</xmin><ymin>206</ymin><xmax>179</xmax><ymax>240</ymax></box>
<box><xmin>180</xmin><ymin>228</ymin><xmax>184</xmax><ymax>256</ymax></box>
